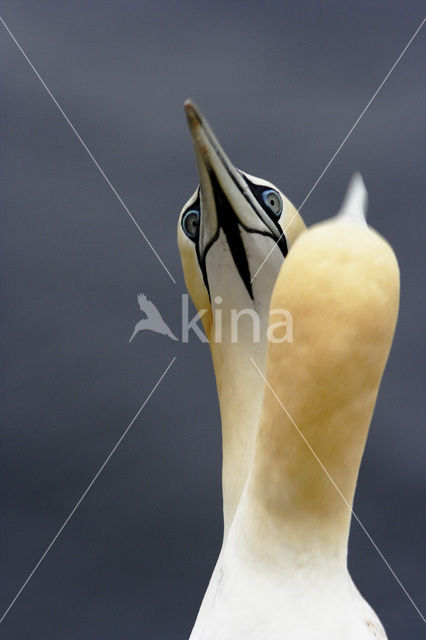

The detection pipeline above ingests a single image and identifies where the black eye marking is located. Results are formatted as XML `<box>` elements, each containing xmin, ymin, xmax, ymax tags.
<box><xmin>242</xmin><ymin>176</ymin><xmax>284</xmax><ymax>222</ymax></box>
<box><xmin>240</xmin><ymin>174</ymin><xmax>288</xmax><ymax>258</ymax></box>
<box><xmin>182</xmin><ymin>173</ymin><xmax>288</xmax><ymax>299</ymax></box>
<box><xmin>206</xmin><ymin>170</ymin><xmax>254</xmax><ymax>300</ymax></box>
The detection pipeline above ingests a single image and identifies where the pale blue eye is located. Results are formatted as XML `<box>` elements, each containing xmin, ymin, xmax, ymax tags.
<box><xmin>182</xmin><ymin>209</ymin><xmax>200</xmax><ymax>240</ymax></box>
<box><xmin>262</xmin><ymin>189</ymin><xmax>282</xmax><ymax>217</ymax></box>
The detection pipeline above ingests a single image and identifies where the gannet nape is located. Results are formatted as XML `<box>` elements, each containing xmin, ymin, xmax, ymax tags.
<box><xmin>178</xmin><ymin>100</ymin><xmax>306</xmax><ymax>537</ymax></box>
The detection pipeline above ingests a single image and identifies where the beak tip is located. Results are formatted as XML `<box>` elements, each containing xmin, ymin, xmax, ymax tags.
<box><xmin>184</xmin><ymin>99</ymin><xmax>202</xmax><ymax>129</ymax></box>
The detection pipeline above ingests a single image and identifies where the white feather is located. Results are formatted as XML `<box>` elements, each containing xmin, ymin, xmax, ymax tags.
<box><xmin>335</xmin><ymin>172</ymin><xmax>368</xmax><ymax>226</ymax></box>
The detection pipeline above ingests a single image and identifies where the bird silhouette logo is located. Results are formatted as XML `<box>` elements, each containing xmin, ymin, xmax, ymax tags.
<box><xmin>129</xmin><ymin>293</ymin><xmax>178</xmax><ymax>342</ymax></box>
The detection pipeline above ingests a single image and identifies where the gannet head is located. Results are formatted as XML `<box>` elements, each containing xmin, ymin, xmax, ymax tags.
<box><xmin>177</xmin><ymin>100</ymin><xmax>305</xmax><ymax>342</ymax></box>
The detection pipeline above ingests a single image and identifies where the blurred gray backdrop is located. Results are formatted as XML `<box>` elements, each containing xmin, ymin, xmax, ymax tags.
<box><xmin>1</xmin><ymin>2</ymin><xmax>425</xmax><ymax>638</ymax></box>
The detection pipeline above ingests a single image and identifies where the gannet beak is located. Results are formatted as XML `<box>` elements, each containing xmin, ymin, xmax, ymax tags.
<box><xmin>184</xmin><ymin>99</ymin><xmax>282</xmax><ymax>298</ymax></box>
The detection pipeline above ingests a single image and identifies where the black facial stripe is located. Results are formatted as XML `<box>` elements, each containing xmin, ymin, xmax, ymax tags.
<box><xmin>189</xmin><ymin>175</ymin><xmax>288</xmax><ymax>296</ymax></box>
<box><xmin>241</xmin><ymin>174</ymin><xmax>288</xmax><ymax>258</ymax></box>
<box><xmin>183</xmin><ymin>130</ymin><xmax>288</xmax><ymax>292</ymax></box>
<box><xmin>182</xmin><ymin>190</ymin><xmax>213</xmax><ymax>294</ymax></box>
<box><xmin>242</xmin><ymin>175</ymin><xmax>282</xmax><ymax>226</ymax></box>
<box><xmin>196</xmin><ymin>220</ymin><xmax>218</xmax><ymax>299</ymax></box>
<box><xmin>241</xmin><ymin>225</ymin><xmax>288</xmax><ymax>258</ymax></box>
<box><xmin>201</xmin><ymin>171</ymin><xmax>254</xmax><ymax>300</ymax></box>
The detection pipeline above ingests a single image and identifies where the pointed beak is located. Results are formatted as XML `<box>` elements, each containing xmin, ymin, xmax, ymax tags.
<box><xmin>184</xmin><ymin>100</ymin><xmax>279</xmax><ymax>297</ymax></box>
<box><xmin>185</xmin><ymin>99</ymin><xmax>276</xmax><ymax>243</ymax></box>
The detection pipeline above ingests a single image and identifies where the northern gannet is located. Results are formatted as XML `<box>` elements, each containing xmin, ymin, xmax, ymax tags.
<box><xmin>189</xmin><ymin>179</ymin><xmax>399</xmax><ymax>639</ymax></box>
<box><xmin>178</xmin><ymin>101</ymin><xmax>306</xmax><ymax>537</ymax></box>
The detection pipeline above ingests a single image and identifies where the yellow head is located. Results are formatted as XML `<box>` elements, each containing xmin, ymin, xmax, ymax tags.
<box><xmin>177</xmin><ymin>100</ymin><xmax>306</xmax><ymax>343</ymax></box>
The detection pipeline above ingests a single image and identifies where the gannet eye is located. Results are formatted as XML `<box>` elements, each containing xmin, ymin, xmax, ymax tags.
<box><xmin>262</xmin><ymin>189</ymin><xmax>283</xmax><ymax>217</ymax></box>
<box><xmin>182</xmin><ymin>209</ymin><xmax>200</xmax><ymax>240</ymax></box>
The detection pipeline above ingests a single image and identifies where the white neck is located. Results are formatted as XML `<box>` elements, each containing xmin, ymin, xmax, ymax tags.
<box><xmin>209</xmin><ymin>306</ymin><xmax>269</xmax><ymax>539</ymax></box>
<box><xmin>206</xmin><ymin>214</ymin><xmax>305</xmax><ymax>539</ymax></box>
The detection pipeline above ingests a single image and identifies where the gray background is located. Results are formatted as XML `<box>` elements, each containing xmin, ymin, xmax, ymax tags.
<box><xmin>1</xmin><ymin>2</ymin><xmax>425</xmax><ymax>638</ymax></box>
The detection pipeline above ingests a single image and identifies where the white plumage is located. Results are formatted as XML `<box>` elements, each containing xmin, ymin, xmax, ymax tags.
<box><xmin>178</xmin><ymin>101</ymin><xmax>398</xmax><ymax>639</ymax></box>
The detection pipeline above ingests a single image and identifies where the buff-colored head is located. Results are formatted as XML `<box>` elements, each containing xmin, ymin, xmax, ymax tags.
<box><xmin>177</xmin><ymin>100</ymin><xmax>306</xmax><ymax>342</ymax></box>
